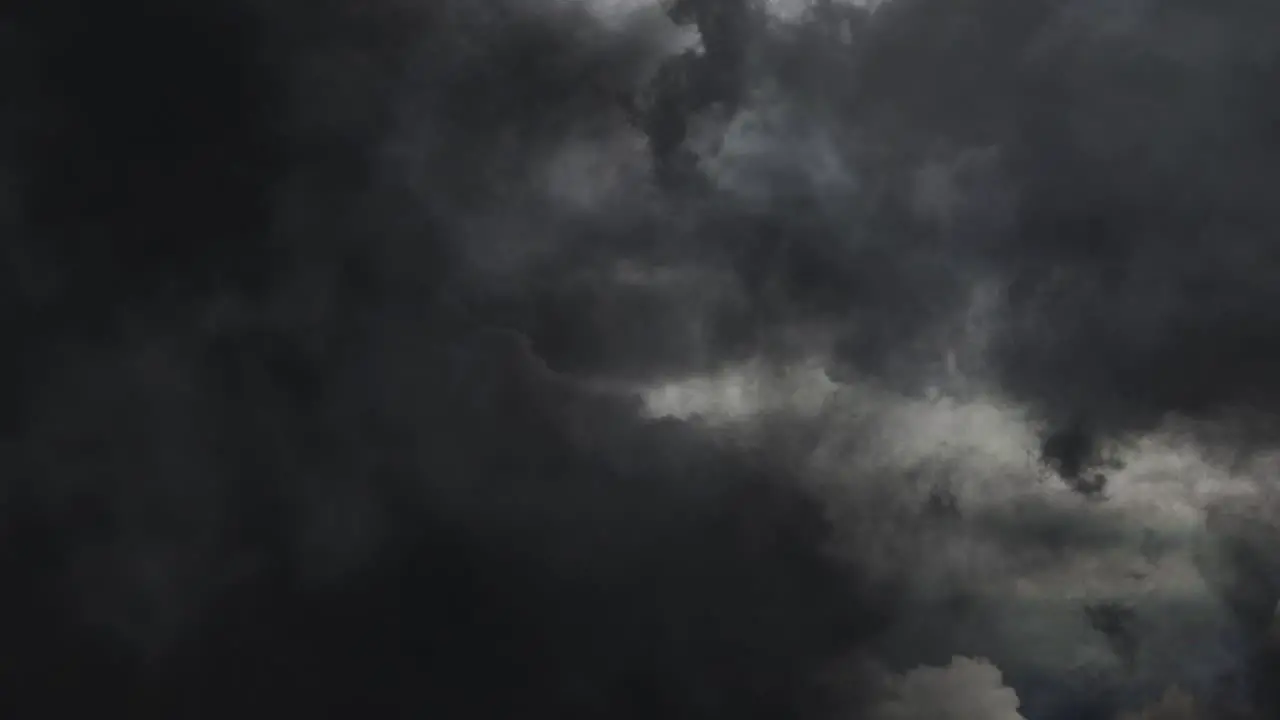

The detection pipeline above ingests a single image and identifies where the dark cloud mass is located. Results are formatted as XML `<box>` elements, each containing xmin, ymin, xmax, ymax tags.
<box><xmin>2</xmin><ymin>0</ymin><xmax>1280</xmax><ymax>718</ymax></box>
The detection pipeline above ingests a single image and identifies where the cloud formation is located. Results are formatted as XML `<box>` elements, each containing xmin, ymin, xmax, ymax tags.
<box><xmin>3</xmin><ymin>0</ymin><xmax>1280</xmax><ymax>718</ymax></box>
<box><xmin>868</xmin><ymin>656</ymin><xmax>1027</xmax><ymax>720</ymax></box>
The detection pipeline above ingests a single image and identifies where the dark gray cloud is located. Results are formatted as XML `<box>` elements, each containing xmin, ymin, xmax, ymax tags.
<box><xmin>2</xmin><ymin>0</ymin><xmax>1280</xmax><ymax>718</ymax></box>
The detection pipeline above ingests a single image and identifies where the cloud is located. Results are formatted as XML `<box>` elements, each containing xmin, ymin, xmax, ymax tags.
<box><xmin>632</xmin><ymin>351</ymin><xmax>1279</xmax><ymax>713</ymax></box>
<box><xmin>6</xmin><ymin>0</ymin><xmax>1280</xmax><ymax>717</ymax></box>
<box><xmin>1117</xmin><ymin>687</ymin><xmax>1201</xmax><ymax>720</ymax></box>
<box><xmin>869</xmin><ymin>656</ymin><xmax>1027</xmax><ymax>720</ymax></box>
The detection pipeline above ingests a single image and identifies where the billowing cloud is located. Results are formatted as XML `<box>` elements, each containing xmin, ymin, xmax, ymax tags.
<box><xmin>868</xmin><ymin>656</ymin><xmax>1027</xmax><ymax>720</ymax></box>
<box><xmin>5</xmin><ymin>0</ymin><xmax>1280</xmax><ymax>717</ymax></box>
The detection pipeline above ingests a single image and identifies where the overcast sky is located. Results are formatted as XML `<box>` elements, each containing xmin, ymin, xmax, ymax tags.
<box><xmin>3</xmin><ymin>1</ymin><xmax>1279</xmax><ymax>718</ymax></box>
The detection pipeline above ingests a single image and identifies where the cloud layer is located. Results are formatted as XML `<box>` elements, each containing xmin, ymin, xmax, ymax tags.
<box><xmin>2</xmin><ymin>0</ymin><xmax>1280</xmax><ymax>718</ymax></box>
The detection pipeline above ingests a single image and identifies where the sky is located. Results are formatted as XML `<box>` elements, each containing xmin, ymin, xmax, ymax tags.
<box><xmin>2</xmin><ymin>0</ymin><xmax>1280</xmax><ymax>718</ymax></box>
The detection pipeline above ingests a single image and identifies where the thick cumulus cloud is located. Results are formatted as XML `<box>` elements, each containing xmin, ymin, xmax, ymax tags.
<box><xmin>866</xmin><ymin>656</ymin><xmax>1027</xmax><ymax>720</ymax></box>
<box><xmin>3</xmin><ymin>0</ymin><xmax>1280</xmax><ymax>719</ymax></box>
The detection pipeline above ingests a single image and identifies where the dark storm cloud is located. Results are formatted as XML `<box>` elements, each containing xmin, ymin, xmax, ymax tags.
<box><xmin>0</xmin><ymin>1</ymin><xmax>883</xmax><ymax>717</ymax></box>
<box><xmin>4</xmin><ymin>0</ymin><xmax>1280</xmax><ymax>718</ymax></box>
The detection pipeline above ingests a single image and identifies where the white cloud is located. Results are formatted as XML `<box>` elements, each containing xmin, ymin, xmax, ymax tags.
<box><xmin>761</xmin><ymin>0</ymin><xmax>890</xmax><ymax>23</ymax></box>
<box><xmin>639</xmin><ymin>356</ymin><xmax>838</xmax><ymax>423</ymax></box>
<box><xmin>870</xmin><ymin>656</ymin><xmax>1026</xmax><ymax>720</ymax></box>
